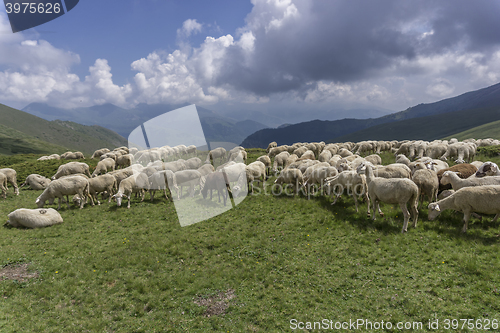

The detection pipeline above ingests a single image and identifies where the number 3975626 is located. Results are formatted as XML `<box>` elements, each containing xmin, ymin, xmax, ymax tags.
<box><xmin>5</xmin><ymin>2</ymin><xmax>61</xmax><ymax>14</ymax></box>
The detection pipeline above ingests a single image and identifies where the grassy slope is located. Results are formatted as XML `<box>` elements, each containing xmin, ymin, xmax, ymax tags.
<box><xmin>0</xmin><ymin>123</ymin><xmax>69</xmax><ymax>155</ymax></box>
<box><xmin>330</xmin><ymin>107</ymin><xmax>500</xmax><ymax>143</ymax></box>
<box><xmin>0</xmin><ymin>103</ymin><xmax>128</xmax><ymax>155</ymax></box>
<box><xmin>0</xmin><ymin>152</ymin><xmax>499</xmax><ymax>332</ymax></box>
<box><xmin>444</xmin><ymin>119</ymin><xmax>500</xmax><ymax>141</ymax></box>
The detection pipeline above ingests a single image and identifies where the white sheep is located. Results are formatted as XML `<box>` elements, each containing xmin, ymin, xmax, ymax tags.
<box><xmin>197</xmin><ymin>164</ymin><xmax>215</xmax><ymax>177</ymax></box>
<box><xmin>205</xmin><ymin>147</ymin><xmax>227</xmax><ymax>164</ymax></box>
<box><xmin>274</xmin><ymin>168</ymin><xmax>304</xmax><ymax>195</ymax></box>
<box><xmin>0</xmin><ymin>168</ymin><xmax>19</xmax><ymax>195</ymax></box>
<box><xmin>440</xmin><ymin>171</ymin><xmax>500</xmax><ymax>191</ymax></box>
<box><xmin>268</xmin><ymin>145</ymin><xmax>289</xmax><ymax>159</ymax></box>
<box><xmin>324</xmin><ymin>170</ymin><xmax>369</xmax><ymax>215</ymax></box>
<box><xmin>52</xmin><ymin>162</ymin><xmax>91</xmax><ymax>180</ymax></box>
<box><xmin>92</xmin><ymin>158</ymin><xmax>116</xmax><ymax>177</ymax></box>
<box><xmin>272</xmin><ymin>151</ymin><xmax>290</xmax><ymax>174</ymax></box>
<box><xmin>112</xmin><ymin>173</ymin><xmax>149</xmax><ymax>208</ymax></box>
<box><xmin>19</xmin><ymin>174</ymin><xmax>51</xmax><ymax>190</ymax></box>
<box><xmin>116</xmin><ymin>154</ymin><xmax>133</xmax><ymax>168</ymax></box>
<box><xmin>91</xmin><ymin>148</ymin><xmax>110</xmax><ymax>159</ymax></box>
<box><xmin>266</xmin><ymin>141</ymin><xmax>278</xmax><ymax>153</ymax></box>
<box><xmin>185</xmin><ymin>157</ymin><xmax>203</xmax><ymax>170</ymax></box>
<box><xmin>364</xmin><ymin>164</ymin><xmax>419</xmax><ymax>233</ymax></box>
<box><xmin>318</xmin><ymin>150</ymin><xmax>333</xmax><ymax>163</ymax></box>
<box><xmin>298</xmin><ymin>150</ymin><xmax>315</xmax><ymax>160</ymax></box>
<box><xmin>411</xmin><ymin>162</ymin><xmax>439</xmax><ymax>207</ymax></box>
<box><xmin>87</xmin><ymin>174</ymin><xmax>117</xmax><ymax>206</ymax></box>
<box><xmin>256</xmin><ymin>155</ymin><xmax>272</xmax><ymax>177</ymax></box>
<box><xmin>7</xmin><ymin>208</ymin><xmax>63</xmax><ymax>228</ymax></box>
<box><xmin>475</xmin><ymin>162</ymin><xmax>500</xmax><ymax>177</ymax></box>
<box><xmin>36</xmin><ymin>175</ymin><xmax>89</xmax><ymax>210</ymax></box>
<box><xmin>148</xmin><ymin>170</ymin><xmax>178</xmax><ymax>202</ymax></box>
<box><xmin>0</xmin><ymin>172</ymin><xmax>6</xmax><ymax>199</ymax></box>
<box><xmin>365</xmin><ymin>154</ymin><xmax>382</xmax><ymax>166</ymax></box>
<box><xmin>395</xmin><ymin>154</ymin><xmax>411</xmax><ymax>166</ymax></box>
<box><xmin>303</xmin><ymin>166</ymin><xmax>338</xmax><ymax>196</ymax></box>
<box><xmin>357</xmin><ymin>162</ymin><xmax>411</xmax><ymax>179</ymax></box>
<box><xmin>428</xmin><ymin>185</ymin><xmax>500</xmax><ymax>232</ymax></box>
<box><xmin>173</xmin><ymin>170</ymin><xmax>203</xmax><ymax>199</ymax></box>
<box><xmin>242</xmin><ymin>161</ymin><xmax>266</xmax><ymax>194</ymax></box>
<box><xmin>284</xmin><ymin>154</ymin><xmax>299</xmax><ymax>169</ymax></box>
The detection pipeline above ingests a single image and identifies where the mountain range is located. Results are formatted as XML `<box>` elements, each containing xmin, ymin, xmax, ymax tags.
<box><xmin>241</xmin><ymin>82</ymin><xmax>500</xmax><ymax>148</ymax></box>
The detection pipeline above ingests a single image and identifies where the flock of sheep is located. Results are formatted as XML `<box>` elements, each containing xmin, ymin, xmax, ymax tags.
<box><xmin>3</xmin><ymin>137</ymin><xmax>500</xmax><ymax>233</ymax></box>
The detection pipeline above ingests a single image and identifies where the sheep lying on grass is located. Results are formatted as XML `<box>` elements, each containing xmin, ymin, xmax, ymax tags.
<box><xmin>0</xmin><ymin>168</ymin><xmax>18</xmax><ymax>195</ymax></box>
<box><xmin>20</xmin><ymin>174</ymin><xmax>51</xmax><ymax>190</ymax></box>
<box><xmin>428</xmin><ymin>185</ymin><xmax>500</xmax><ymax>232</ymax></box>
<box><xmin>7</xmin><ymin>208</ymin><xmax>63</xmax><ymax>228</ymax></box>
<box><xmin>364</xmin><ymin>164</ymin><xmax>419</xmax><ymax>233</ymax></box>
<box><xmin>440</xmin><ymin>171</ymin><xmax>500</xmax><ymax>191</ymax></box>
<box><xmin>36</xmin><ymin>176</ymin><xmax>89</xmax><ymax>210</ymax></box>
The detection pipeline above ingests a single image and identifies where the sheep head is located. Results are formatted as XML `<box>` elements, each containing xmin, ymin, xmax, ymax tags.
<box><xmin>427</xmin><ymin>203</ymin><xmax>441</xmax><ymax>220</ymax></box>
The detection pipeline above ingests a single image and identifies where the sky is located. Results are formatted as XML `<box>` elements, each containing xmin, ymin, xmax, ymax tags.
<box><xmin>1</xmin><ymin>0</ymin><xmax>500</xmax><ymax>117</ymax></box>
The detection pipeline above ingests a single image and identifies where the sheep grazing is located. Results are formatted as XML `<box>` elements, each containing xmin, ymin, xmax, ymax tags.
<box><xmin>0</xmin><ymin>168</ymin><xmax>19</xmax><ymax>195</ymax></box>
<box><xmin>19</xmin><ymin>174</ymin><xmax>51</xmax><ymax>190</ymax></box>
<box><xmin>428</xmin><ymin>185</ymin><xmax>500</xmax><ymax>232</ymax></box>
<box><xmin>173</xmin><ymin>170</ymin><xmax>203</xmax><ymax>199</ymax></box>
<box><xmin>440</xmin><ymin>171</ymin><xmax>500</xmax><ymax>191</ymax></box>
<box><xmin>0</xmin><ymin>172</ymin><xmax>6</xmax><ymax>199</ymax></box>
<box><xmin>242</xmin><ymin>161</ymin><xmax>266</xmax><ymax>194</ymax></box>
<box><xmin>365</xmin><ymin>154</ymin><xmax>382</xmax><ymax>166</ymax></box>
<box><xmin>411</xmin><ymin>162</ymin><xmax>439</xmax><ymax>207</ymax></box>
<box><xmin>395</xmin><ymin>154</ymin><xmax>411</xmax><ymax>166</ymax></box>
<box><xmin>62</xmin><ymin>151</ymin><xmax>85</xmax><ymax>160</ymax></box>
<box><xmin>112</xmin><ymin>173</ymin><xmax>150</xmax><ymax>208</ymax></box>
<box><xmin>324</xmin><ymin>171</ymin><xmax>369</xmax><ymax>215</ymax></box>
<box><xmin>185</xmin><ymin>157</ymin><xmax>203</xmax><ymax>170</ymax></box>
<box><xmin>206</xmin><ymin>147</ymin><xmax>227</xmax><ymax>165</ymax></box>
<box><xmin>52</xmin><ymin>162</ymin><xmax>92</xmax><ymax>180</ymax></box>
<box><xmin>298</xmin><ymin>150</ymin><xmax>316</xmax><ymax>160</ymax></box>
<box><xmin>256</xmin><ymin>155</ymin><xmax>272</xmax><ymax>177</ymax></box>
<box><xmin>7</xmin><ymin>208</ymin><xmax>63</xmax><ymax>228</ymax></box>
<box><xmin>148</xmin><ymin>170</ymin><xmax>177</xmax><ymax>202</ymax></box>
<box><xmin>91</xmin><ymin>148</ymin><xmax>110</xmax><ymax>159</ymax></box>
<box><xmin>87</xmin><ymin>174</ymin><xmax>117</xmax><ymax>206</ymax></box>
<box><xmin>268</xmin><ymin>145</ymin><xmax>288</xmax><ymax>159</ymax></box>
<box><xmin>475</xmin><ymin>162</ymin><xmax>500</xmax><ymax>177</ymax></box>
<box><xmin>116</xmin><ymin>154</ymin><xmax>133</xmax><ymax>169</ymax></box>
<box><xmin>364</xmin><ymin>164</ymin><xmax>419</xmax><ymax>233</ymax></box>
<box><xmin>274</xmin><ymin>168</ymin><xmax>304</xmax><ymax>195</ymax></box>
<box><xmin>201</xmin><ymin>171</ymin><xmax>231</xmax><ymax>206</ymax></box>
<box><xmin>272</xmin><ymin>151</ymin><xmax>290</xmax><ymax>174</ymax></box>
<box><xmin>36</xmin><ymin>175</ymin><xmax>90</xmax><ymax>210</ymax></box>
<box><xmin>303</xmin><ymin>166</ymin><xmax>338</xmax><ymax>196</ymax></box>
<box><xmin>284</xmin><ymin>154</ymin><xmax>299</xmax><ymax>169</ymax></box>
<box><xmin>266</xmin><ymin>141</ymin><xmax>278</xmax><ymax>153</ymax></box>
<box><xmin>92</xmin><ymin>158</ymin><xmax>116</xmax><ymax>177</ymax></box>
<box><xmin>197</xmin><ymin>164</ymin><xmax>215</xmax><ymax>177</ymax></box>
<box><xmin>357</xmin><ymin>162</ymin><xmax>411</xmax><ymax>180</ymax></box>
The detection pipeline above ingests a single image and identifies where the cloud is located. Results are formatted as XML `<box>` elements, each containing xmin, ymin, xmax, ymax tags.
<box><xmin>177</xmin><ymin>19</ymin><xmax>202</xmax><ymax>38</ymax></box>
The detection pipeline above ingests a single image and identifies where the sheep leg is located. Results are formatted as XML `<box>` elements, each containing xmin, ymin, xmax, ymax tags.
<box><xmin>352</xmin><ymin>190</ymin><xmax>359</xmax><ymax>213</ymax></box>
<box><xmin>491</xmin><ymin>213</ymin><xmax>500</xmax><ymax>224</ymax></box>
<box><xmin>400</xmin><ymin>203</ymin><xmax>410</xmax><ymax>233</ymax></box>
<box><xmin>149</xmin><ymin>189</ymin><xmax>155</xmax><ymax>202</ymax></box>
<box><xmin>66</xmin><ymin>195</ymin><xmax>71</xmax><ymax>209</ymax></box>
<box><xmin>411</xmin><ymin>200</ymin><xmax>419</xmax><ymax>228</ymax></box>
<box><xmin>377</xmin><ymin>202</ymin><xmax>384</xmax><ymax>217</ymax></box>
<box><xmin>371</xmin><ymin>198</ymin><xmax>377</xmax><ymax>220</ymax></box>
<box><xmin>58</xmin><ymin>197</ymin><xmax>63</xmax><ymax>210</ymax></box>
<box><xmin>462</xmin><ymin>210</ymin><xmax>471</xmax><ymax>233</ymax></box>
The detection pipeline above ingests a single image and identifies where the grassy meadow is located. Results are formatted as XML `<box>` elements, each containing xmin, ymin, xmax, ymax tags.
<box><xmin>1</xmin><ymin>149</ymin><xmax>500</xmax><ymax>332</ymax></box>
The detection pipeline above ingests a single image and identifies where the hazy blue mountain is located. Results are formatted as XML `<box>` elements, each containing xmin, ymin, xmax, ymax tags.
<box><xmin>241</xmin><ymin>82</ymin><xmax>500</xmax><ymax>148</ymax></box>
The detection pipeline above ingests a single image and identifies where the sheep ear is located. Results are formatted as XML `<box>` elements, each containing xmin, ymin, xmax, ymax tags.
<box><xmin>35</xmin><ymin>198</ymin><xmax>40</xmax><ymax>203</ymax></box>
<box><xmin>435</xmin><ymin>204</ymin><xmax>440</xmax><ymax>212</ymax></box>
<box><xmin>456</xmin><ymin>172</ymin><xmax>461</xmax><ymax>176</ymax></box>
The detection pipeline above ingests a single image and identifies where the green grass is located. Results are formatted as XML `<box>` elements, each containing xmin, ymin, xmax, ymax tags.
<box><xmin>444</xmin><ymin>119</ymin><xmax>500</xmax><ymax>141</ymax></box>
<box><xmin>1</xmin><ymin>151</ymin><xmax>500</xmax><ymax>332</ymax></box>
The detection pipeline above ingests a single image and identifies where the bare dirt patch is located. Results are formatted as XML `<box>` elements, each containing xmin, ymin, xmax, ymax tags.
<box><xmin>0</xmin><ymin>263</ymin><xmax>39</xmax><ymax>282</ymax></box>
<box><xmin>194</xmin><ymin>289</ymin><xmax>236</xmax><ymax>317</ymax></box>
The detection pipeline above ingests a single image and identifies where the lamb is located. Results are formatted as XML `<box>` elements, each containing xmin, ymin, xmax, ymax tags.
<box><xmin>91</xmin><ymin>158</ymin><xmax>116</xmax><ymax>177</ymax></box>
<box><xmin>475</xmin><ymin>162</ymin><xmax>500</xmax><ymax>177</ymax></box>
<box><xmin>324</xmin><ymin>170</ymin><xmax>369</xmax><ymax>215</ymax></box>
<box><xmin>428</xmin><ymin>185</ymin><xmax>500</xmax><ymax>232</ymax></box>
<box><xmin>51</xmin><ymin>162</ymin><xmax>91</xmax><ymax>180</ymax></box>
<box><xmin>87</xmin><ymin>174</ymin><xmax>117</xmax><ymax>206</ymax></box>
<box><xmin>0</xmin><ymin>168</ymin><xmax>19</xmax><ymax>195</ymax></box>
<box><xmin>274</xmin><ymin>168</ymin><xmax>304</xmax><ymax>195</ymax></box>
<box><xmin>36</xmin><ymin>175</ymin><xmax>89</xmax><ymax>210</ymax></box>
<box><xmin>411</xmin><ymin>162</ymin><xmax>439</xmax><ymax>207</ymax></box>
<box><xmin>272</xmin><ymin>151</ymin><xmax>290</xmax><ymax>174</ymax></box>
<box><xmin>256</xmin><ymin>155</ymin><xmax>272</xmax><ymax>177</ymax></box>
<box><xmin>173</xmin><ymin>170</ymin><xmax>203</xmax><ymax>199</ymax></box>
<box><xmin>6</xmin><ymin>208</ymin><xmax>63</xmax><ymax>228</ymax></box>
<box><xmin>19</xmin><ymin>174</ymin><xmax>51</xmax><ymax>190</ymax></box>
<box><xmin>206</xmin><ymin>147</ymin><xmax>227</xmax><ymax>164</ymax></box>
<box><xmin>201</xmin><ymin>172</ymin><xmax>231</xmax><ymax>206</ymax></box>
<box><xmin>112</xmin><ymin>173</ymin><xmax>149</xmax><ymax>208</ymax></box>
<box><xmin>364</xmin><ymin>164</ymin><xmax>419</xmax><ymax>233</ymax></box>
<box><xmin>266</xmin><ymin>141</ymin><xmax>278</xmax><ymax>153</ymax></box>
<box><xmin>440</xmin><ymin>171</ymin><xmax>500</xmax><ymax>191</ymax></box>
<box><xmin>0</xmin><ymin>172</ymin><xmax>6</xmax><ymax>199</ymax></box>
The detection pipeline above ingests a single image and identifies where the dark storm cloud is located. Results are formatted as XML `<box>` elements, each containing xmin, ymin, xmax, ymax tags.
<box><xmin>215</xmin><ymin>0</ymin><xmax>500</xmax><ymax>96</ymax></box>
